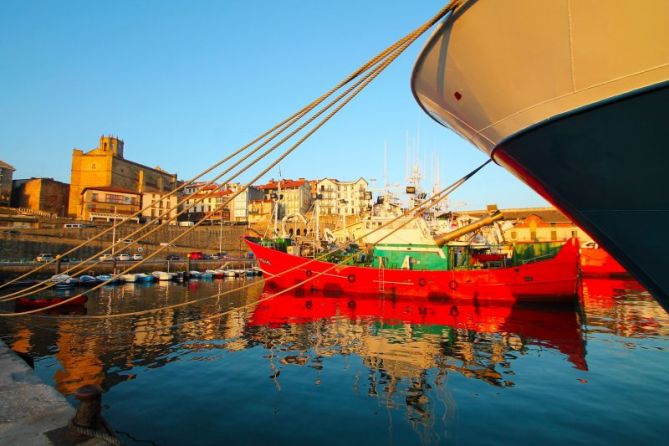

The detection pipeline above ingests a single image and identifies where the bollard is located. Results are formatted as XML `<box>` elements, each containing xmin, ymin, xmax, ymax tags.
<box><xmin>72</xmin><ymin>384</ymin><xmax>103</xmax><ymax>430</ymax></box>
<box><xmin>55</xmin><ymin>258</ymin><xmax>61</xmax><ymax>274</ymax></box>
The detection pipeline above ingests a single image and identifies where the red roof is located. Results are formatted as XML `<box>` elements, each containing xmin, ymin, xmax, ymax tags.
<box><xmin>257</xmin><ymin>179</ymin><xmax>306</xmax><ymax>190</ymax></box>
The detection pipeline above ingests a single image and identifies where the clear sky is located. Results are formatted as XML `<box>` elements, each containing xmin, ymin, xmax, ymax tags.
<box><xmin>0</xmin><ymin>0</ymin><xmax>548</xmax><ymax>210</ymax></box>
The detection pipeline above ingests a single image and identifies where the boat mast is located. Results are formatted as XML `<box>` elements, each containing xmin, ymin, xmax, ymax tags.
<box><xmin>111</xmin><ymin>205</ymin><xmax>117</xmax><ymax>256</ymax></box>
<box><xmin>315</xmin><ymin>195</ymin><xmax>320</xmax><ymax>249</ymax></box>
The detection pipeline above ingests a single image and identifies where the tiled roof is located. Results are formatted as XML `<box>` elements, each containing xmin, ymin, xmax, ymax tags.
<box><xmin>257</xmin><ymin>179</ymin><xmax>306</xmax><ymax>190</ymax></box>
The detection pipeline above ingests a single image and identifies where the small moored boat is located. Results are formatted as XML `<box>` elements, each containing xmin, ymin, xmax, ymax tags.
<box><xmin>78</xmin><ymin>275</ymin><xmax>98</xmax><ymax>286</ymax></box>
<box><xmin>120</xmin><ymin>273</ymin><xmax>138</xmax><ymax>283</ymax></box>
<box><xmin>152</xmin><ymin>271</ymin><xmax>174</xmax><ymax>281</ymax></box>
<box><xmin>17</xmin><ymin>294</ymin><xmax>88</xmax><ymax>309</ymax></box>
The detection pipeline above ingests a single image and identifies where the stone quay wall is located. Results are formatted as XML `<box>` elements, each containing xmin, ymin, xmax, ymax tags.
<box><xmin>0</xmin><ymin>223</ymin><xmax>248</xmax><ymax>262</ymax></box>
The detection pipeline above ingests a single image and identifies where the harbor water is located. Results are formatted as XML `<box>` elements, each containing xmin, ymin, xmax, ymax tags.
<box><xmin>1</xmin><ymin>276</ymin><xmax>668</xmax><ymax>445</ymax></box>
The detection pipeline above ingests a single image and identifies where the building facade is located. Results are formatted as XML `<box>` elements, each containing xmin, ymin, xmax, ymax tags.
<box><xmin>182</xmin><ymin>188</ymin><xmax>233</xmax><ymax>223</ymax></box>
<box><xmin>504</xmin><ymin>214</ymin><xmax>594</xmax><ymax>244</ymax></box>
<box><xmin>141</xmin><ymin>190</ymin><xmax>178</xmax><ymax>225</ymax></box>
<box><xmin>248</xmin><ymin>199</ymin><xmax>273</xmax><ymax>228</ymax></box>
<box><xmin>315</xmin><ymin>178</ymin><xmax>370</xmax><ymax>216</ymax></box>
<box><xmin>228</xmin><ymin>184</ymin><xmax>264</xmax><ymax>222</ymax></box>
<box><xmin>68</xmin><ymin>136</ymin><xmax>177</xmax><ymax>218</ymax></box>
<box><xmin>0</xmin><ymin>160</ymin><xmax>15</xmax><ymax>207</ymax></box>
<box><xmin>11</xmin><ymin>178</ymin><xmax>70</xmax><ymax>217</ymax></box>
<box><xmin>80</xmin><ymin>186</ymin><xmax>141</xmax><ymax>222</ymax></box>
<box><xmin>257</xmin><ymin>179</ymin><xmax>312</xmax><ymax>219</ymax></box>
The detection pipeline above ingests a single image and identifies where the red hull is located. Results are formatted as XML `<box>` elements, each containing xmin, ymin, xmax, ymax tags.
<box><xmin>245</xmin><ymin>238</ymin><xmax>581</xmax><ymax>303</ymax></box>
<box><xmin>580</xmin><ymin>247</ymin><xmax>629</xmax><ymax>277</ymax></box>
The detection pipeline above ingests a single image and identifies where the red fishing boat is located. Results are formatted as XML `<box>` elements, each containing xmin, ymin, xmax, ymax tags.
<box><xmin>245</xmin><ymin>237</ymin><xmax>581</xmax><ymax>303</ymax></box>
<box><xmin>580</xmin><ymin>246</ymin><xmax>628</xmax><ymax>277</ymax></box>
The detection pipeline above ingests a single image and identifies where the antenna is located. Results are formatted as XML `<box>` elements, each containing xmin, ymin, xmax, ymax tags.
<box><xmin>405</xmin><ymin>131</ymin><xmax>410</xmax><ymax>182</ymax></box>
<box><xmin>384</xmin><ymin>142</ymin><xmax>388</xmax><ymax>190</ymax></box>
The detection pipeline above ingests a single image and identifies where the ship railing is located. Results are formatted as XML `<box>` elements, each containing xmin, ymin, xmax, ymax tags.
<box><xmin>519</xmin><ymin>253</ymin><xmax>555</xmax><ymax>265</ymax></box>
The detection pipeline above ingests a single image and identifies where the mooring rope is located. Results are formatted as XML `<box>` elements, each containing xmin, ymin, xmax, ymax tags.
<box><xmin>3</xmin><ymin>159</ymin><xmax>490</xmax><ymax>331</ymax></box>
<box><xmin>0</xmin><ymin>9</ymin><xmax>428</xmax><ymax>293</ymax></box>
<box><xmin>0</xmin><ymin>36</ymin><xmax>410</xmax><ymax>307</ymax></box>
<box><xmin>0</xmin><ymin>1</ymin><xmax>460</xmax><ymax>300</ymax></box>
<box><xmin>0</xmin><ymin>0</ymin><xmax>462</xmax><ymax>312</ymax></box>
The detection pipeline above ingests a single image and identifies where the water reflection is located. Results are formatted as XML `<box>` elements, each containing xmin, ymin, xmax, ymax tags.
<box><xmin>1</xmin><ymin>276</ymin><xmax>668</xmax><ymax>444</ymax></box>
<box><xmin>581</xmin><ymin>277</ymin><xmax>669</xmax><ymax>338</ymax></box>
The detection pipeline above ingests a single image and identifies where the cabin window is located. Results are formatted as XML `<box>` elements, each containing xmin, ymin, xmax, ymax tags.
<box><xmin>510</xmin><ymin>231</ymin><xmax>516</xmax><ymax>240</ymax></box>
<box><xmin>550</xmin><ymin>230</ymin><xmax>557</xmax><ymax>241</ymax></box>
<box><xmin>571</xmin><ymin>230</ymin><xmax>577</xmax><ymax>237</ymax></box>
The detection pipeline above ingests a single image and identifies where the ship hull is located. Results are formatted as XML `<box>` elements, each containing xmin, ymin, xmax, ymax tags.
<box><xmin>246</xmin><ymin>238</ymin><xmax>580</xmax><ymax>303</ymax></box>
<box><xmin>494</xmin><ymin>83</ymin><xmax>669</xmax><ymax>302</ymax></box>
<box><xmin>411</xmin><ymin>0</ymin><xmax>669</xmax><ymax>309</ymax></box>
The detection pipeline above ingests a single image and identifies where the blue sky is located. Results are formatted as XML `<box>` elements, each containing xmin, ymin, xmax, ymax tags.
<box><xmin>0</xmin><ymin>0</ymin><xmax>548</xmax><ymax>210</ymax></box>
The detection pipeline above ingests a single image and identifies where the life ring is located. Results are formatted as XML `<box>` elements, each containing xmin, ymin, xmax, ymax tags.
<box><xmin>305</xmin><ymin>269</ymin><xmax>313</xmax><ymax>277</ymax></box>
<box><xmin>449</xmin><ymin>305</ymin><xmax>460</xmax><ymax>317</ymax></box>
<box><xmin>418</xmin><ymin>278</ymin><xmax>427</xmax><ymax>287</ymax></box>
<box><xmin>347</xmin><ymin>274</ymin><xmax>356</xmax><ymax>283</ymax></box>
<box><xmin>448</xmin><ymin>280</ymin><xmax>458</xmax><ymax>290</ymax></box>
<box><xmin>305</xmin><ymin>300</ymin><xmax>312</xmax><ymax>309</ymax></box>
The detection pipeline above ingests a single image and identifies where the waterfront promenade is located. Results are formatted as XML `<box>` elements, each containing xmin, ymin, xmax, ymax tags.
<box><xmin>0</xmin><ymin>342</ymin><xmax>103</xmax><ymax>445</ymax></box>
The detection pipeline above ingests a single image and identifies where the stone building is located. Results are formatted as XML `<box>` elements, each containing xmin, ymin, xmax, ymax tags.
<box><xmin>228</xmin><ymin>184</ymin><xmax>264</xmax><ymax>222</ymax></box>
<box><xmin>182</xmin><ymin>188</ymin><xmax>233</xmax><ymax>223</ymax></box>
<box><xmin>141</xmin><ymin>190</ymin><xmax>178</xmax><ymax>225</ymax></box>
<box><xmin>458</xmin><ymin>206</ymin><xmax>595</xmax><ymax>244</ymax></box>
<box><xmin>257</xmin><ymin>178</ymin><xmax>312</xmax><ymax>219</ymax></box>
<box><xmin>11</xmin><ymin>177</ymin><xmax>70</xmax><ymax>217</ymax></box>
<box><xmin>504</xmin><ymin>214</ymin><xmax>593</xmax><ymax>244</ymax></box>
<box><xmin>80</xmin><ymin>186</ymin><xmax>141</xmax><ymax>222</ymax></box>
<box><xmin>0</xmin><ymin>160</ymin><xmax>15</xmax><ymax>207</ymax></box>
<box><xmin>248</xmin><ymin>199</ymin><xmax>273</xmax><ymax>228</ymax></box>
<box><xmin>315</xmin><ymin>177</ymin><xmax>370</xmax><ymax>216</ymax></box>
<box><xmin>68</xmin><ymin>136</ymin><xmax>177</xmax><ymax>218</ymax></box>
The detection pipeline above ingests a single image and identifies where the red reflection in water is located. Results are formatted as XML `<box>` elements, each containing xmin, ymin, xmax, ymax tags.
<box><xmin>580</xmin><ymin>277</ymin><xmax>646</xmax><ymax>310</ymax></box>
<box><xmin>251</xmin><ymin>282</ymin><xmax>587</xmax><ymax>370</ymax></box>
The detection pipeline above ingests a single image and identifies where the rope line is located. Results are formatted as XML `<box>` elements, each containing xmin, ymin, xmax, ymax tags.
<box><xmin>0</xmin><ymin>1</ymin><xmax>457</xmax><ymax>301</ymax></box>
<box><xmin>0</xmin><ymin>9</ymin><xmax>423</xmax><ymax>294</ymax></box>
<box><xmin>0</xmin><ymin>35</ymin><xmax>409</xmax><ymax>309</ymax></box>
<box><xmin>0</xmin><ymin>1</ymin><xmax>461</xmax><ymax>316</ymax></box>
<box><xmin>3</xmin><ymin>159</ymin><xmax>489</xmax><ymax>333</ymax></box>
